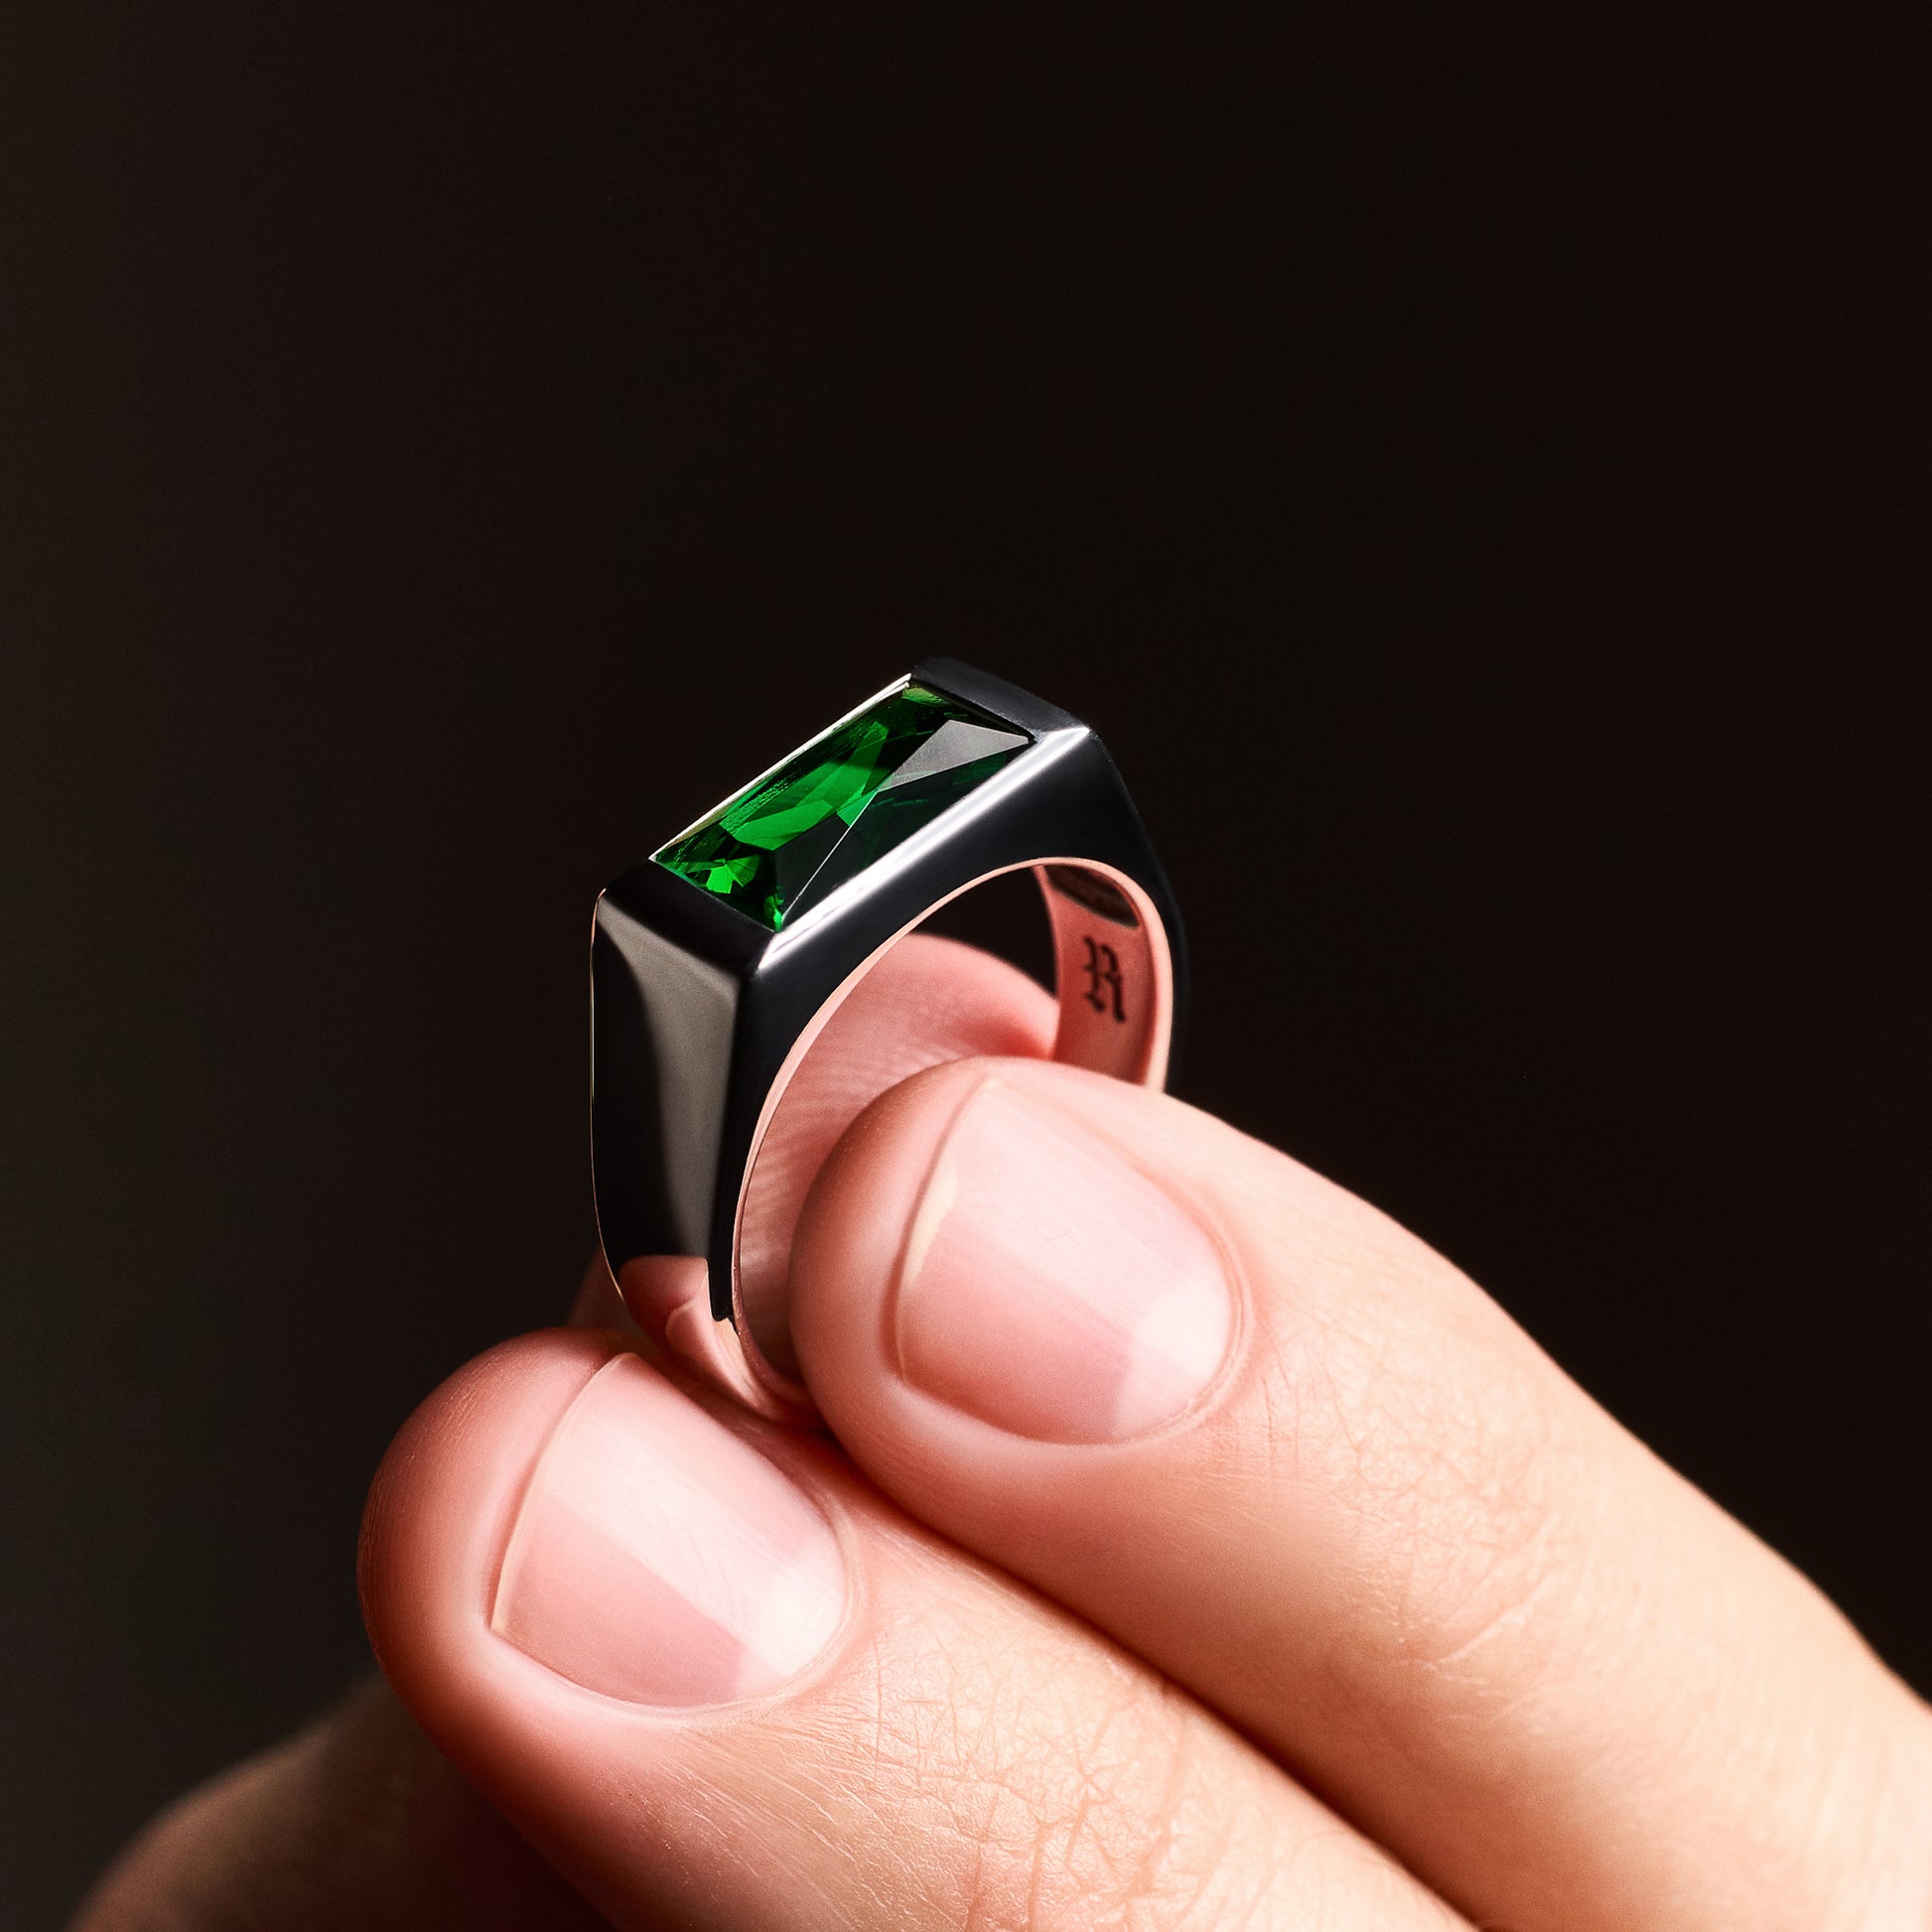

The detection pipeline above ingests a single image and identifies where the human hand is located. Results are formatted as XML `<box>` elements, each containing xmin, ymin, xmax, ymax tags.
<box><xmin>79</xmin><ymin>936</ymin><xmax>1932</xmax><ymax>1929</ymax></box>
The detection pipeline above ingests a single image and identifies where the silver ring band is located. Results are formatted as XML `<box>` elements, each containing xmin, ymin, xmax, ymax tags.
<box><xmin>590</xmin><ymin>658</ymin><xmax>1185</xmax><ymax>1418</ymax></box>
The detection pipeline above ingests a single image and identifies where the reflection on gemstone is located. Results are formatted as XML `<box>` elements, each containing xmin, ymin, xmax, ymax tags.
<box><xmin>653</xmin><ymin>682</ymin><xmax>1032</xmax><ymax>930</ymax></box>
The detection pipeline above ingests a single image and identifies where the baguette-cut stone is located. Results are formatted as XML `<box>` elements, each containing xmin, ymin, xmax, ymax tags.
<box><xmin>654</xmin><ymin>681</ymin><xmax>1031</xmax><ymax>929</ymax></box>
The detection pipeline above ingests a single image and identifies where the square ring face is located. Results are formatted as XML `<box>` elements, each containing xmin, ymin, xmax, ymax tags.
<box><xmin>653</xmin><ymin>679</ymin><xmax>1034</xmax><ymax>930</ymax></box>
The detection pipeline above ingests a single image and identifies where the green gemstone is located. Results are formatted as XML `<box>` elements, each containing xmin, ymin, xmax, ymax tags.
<box><xmin>654</xmin><ymin>680</ymin><xmax>1032</xmax><ymax>930</ymax></box>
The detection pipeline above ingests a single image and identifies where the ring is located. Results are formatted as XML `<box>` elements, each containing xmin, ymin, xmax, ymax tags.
<box><xmin>590</xmin><ymin>658</ymin><xmax>1186</xmax><ymax>1419</ymax></box>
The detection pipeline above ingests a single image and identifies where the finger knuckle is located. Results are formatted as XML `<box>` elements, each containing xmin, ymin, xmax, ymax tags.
<box><xmin>1282</xmin><ymin>1241</ymin><xmax>1594</xmax><ymax>1715</ymax></box>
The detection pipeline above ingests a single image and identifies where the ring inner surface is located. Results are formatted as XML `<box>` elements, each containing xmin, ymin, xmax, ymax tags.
<box><xmin>732</xmin><ymin>861</ymin><xmax>1171</xmax><ymax>1384</ymax></box>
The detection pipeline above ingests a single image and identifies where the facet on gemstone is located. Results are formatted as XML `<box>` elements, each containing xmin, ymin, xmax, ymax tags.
<box><xmin>653</xmin><ymin>681</ymin><xmax>1032</xmax><ymax>930</ymax></box>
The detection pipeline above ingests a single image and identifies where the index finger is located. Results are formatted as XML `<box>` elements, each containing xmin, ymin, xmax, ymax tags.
<box><xmin>788</xmin><ymin>1052</ymin><xmax>1932</xmax><ymax>1929</ymax></box>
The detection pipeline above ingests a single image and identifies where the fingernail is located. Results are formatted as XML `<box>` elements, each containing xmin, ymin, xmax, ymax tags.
<box><xmin>490</xmin><ymin>1355</ymin><xmax>847</xmax><ymax>1705</ymax></box>
<box><xmin>894</xmin><ymin>1080</ymin><xmax>1232</xmax><ymax>1443</ymax></box>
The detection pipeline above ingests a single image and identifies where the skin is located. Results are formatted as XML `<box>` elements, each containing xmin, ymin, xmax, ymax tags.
<box><xmin>76</xmin><ymin>936</ymin><xmax>1932</xmax><ymax>1929</ymax></box>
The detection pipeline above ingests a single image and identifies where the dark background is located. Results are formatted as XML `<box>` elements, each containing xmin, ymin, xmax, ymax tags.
<box><xmin>4</xmin><ymin>5</ymin><xmax>1927</xmax><ymax>1923</ymax></box>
